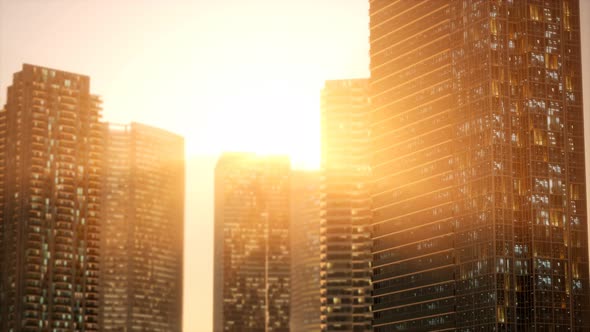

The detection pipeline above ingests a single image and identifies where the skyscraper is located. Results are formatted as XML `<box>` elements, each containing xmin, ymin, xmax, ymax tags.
<box><xmin>290</xmin><ymin>170</ymin><xmax>321</xmax><ymax>332</ymax></box>
<box><xmin>0</xmin><ymin>64</ymin><xmax>103</xmax><ymax>331</ymax></box>
<box><xmin>320</xmin><ymin>79</ymin><xmax>372</xmax><ymax>331</ymax></box>
<box><xmin>369</xmin><ymin>0</ymin><xmax>589</xmax><ymax>330</ymax></box>
<box><xmin>100</xmin><ymin>123</ymin><xmax>184</xmax><ymax>331</ymax></box>
<box><xmin>213</xmin><ymin>153</ymin><xmax>291</xmax><ymax>332</ymax></box>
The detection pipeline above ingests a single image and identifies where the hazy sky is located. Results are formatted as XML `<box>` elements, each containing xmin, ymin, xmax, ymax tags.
<box><xmin>2</xmin><ymin>1</ymin><xmax>590</xmax><ymax>332</ymax></box>
<box><xmin>0</xmin><ymin>0</ymin><xmax>370</xmax><ymax>164</ymax></box>
<box><xmin>0</xmin><ymin>1</ymin><xmax>369</xmax><ymax>331</ymax></box>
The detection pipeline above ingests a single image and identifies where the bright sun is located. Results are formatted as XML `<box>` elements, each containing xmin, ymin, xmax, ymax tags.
<box><xmin>192</xmin><ymin>67</ymin><xmax>322</xmax><ymax>170</ymax></box>
<box><xmin>103</xmin><ymin>61</ymin><xmax>324</xmax><ymax>170</ymax></box>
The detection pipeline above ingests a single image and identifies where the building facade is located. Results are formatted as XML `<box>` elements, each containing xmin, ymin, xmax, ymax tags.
<box><xmin>100</xmin><ymin>123</ymin><xmax>184</xmax><ymax>332</ymax></box>
<box><xmin>0</xmin><ymin>64</ymin><xmax>103</xmax><ymax>331</ymax></box>
<box><xmin>320</xmin><ymin>79</ymin><xmax>372</xmax><ymax>331</ymax></box>
<box><xmin>290</xmin><ymin>170</ymin><xmax>321</xmax><ymax>332</ymax></box>
<box><xmin>369</xmin><ymin>0</ymin><xmax>589</xmax><ymax>330</ymax></box>
<box><xmin>213</xmin><ymin>153</ymin><xmax>291</xmax><ymax>332</ymax></box>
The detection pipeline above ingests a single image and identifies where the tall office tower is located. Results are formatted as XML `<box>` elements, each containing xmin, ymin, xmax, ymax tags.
<box><xmin>100</xmin><ymin>123</ymin><xmax>184</xmax><ymax>332</ymax></box>
<box><xmin>320</xmin><ymin>79</ymin><xmax>372</xmax><ymax>331</ymax></box>
<box><xmin>370</xmin><ymin>0</ymin><xmax>589</xmax><ymax>330</ymax></box>
<box><xmin>213</xmin><ymin>153</ymin><xmax>291</xmax><ymax>332</ymax></box>
<box><xmin>0</xmin><ymin>64</ymin><xmax>103</xmax><ymax>331</ymax></box>
<box><xmin>290</xmin><ymin>170</ymin><xmax>321</xmax><ymax>332</ymax></box>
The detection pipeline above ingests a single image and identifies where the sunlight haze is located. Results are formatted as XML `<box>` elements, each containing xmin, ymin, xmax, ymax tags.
<box><xmin>5</xmin><ymin>1</ymin><xmax>589</xmax><ymax>331</ymax></box>
<box><xmin>0</xmin><ymin>1</ymin><xmax>369</xmax><ymax>330</ymax></box>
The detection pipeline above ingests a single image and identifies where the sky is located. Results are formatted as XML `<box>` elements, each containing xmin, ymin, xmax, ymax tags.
<box><xmin>0</xmin><ymin>1</ymin><xmax>369</xmax><ymax>331</ymax></box>
<box><xmin>0</xmin><ymin>0</ymin><xmax>370</xmax><ymax>164</ymax></box>
<box><xmin>2</xmin><ymin>1</ymin><xmax>590</xmax><ymax>332</ymax></box>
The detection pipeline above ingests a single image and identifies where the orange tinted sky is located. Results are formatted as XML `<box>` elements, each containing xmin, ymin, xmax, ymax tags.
<box><xmin>0</xmin><ymin>0</ymin><xmax>370</xmax><ymax>165</ymax></box>
<box><xmin>0</xmin><ymin>1</ymin><xmax>368</xmax><ymax>331</ymax></box>
<box><xmin>2</xmin><ymin>1</ymin><xmax>590</xmax><ymax>332</ymax></box>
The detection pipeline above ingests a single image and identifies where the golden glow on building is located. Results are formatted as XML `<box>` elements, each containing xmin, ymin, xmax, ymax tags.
<box><xmin>369</xmin><ymin>0</ymin><xmax>589</xmax><ymax>330</ymax></box>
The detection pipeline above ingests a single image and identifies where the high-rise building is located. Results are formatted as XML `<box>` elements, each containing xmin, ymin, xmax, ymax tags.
<box><xmin>290</xmin><ymin>170</ymin><xmax>321</xmax><ymax>332</ymax></box>
<box><xmin>0</xmin><ymin>64</ymin><xmax>103</xmax><ymax>331</ymax></box>
<box><xmin>213</xmin><ymin>153</ymin><xmax>291</xmax><ymax>332</ymax></box>
<box><xmin>369</xmin><ymin>0</ymin><xmax>589</xmax><ymax>330</ymax></box>
<box><xmin>320</xmin><ymin>79</ymin><xmax>372</xmax><ymax>331</ymax></box>
<box><xmin>100</xmin><ymin>123</ymin><xmax>184</xmax><ymax>331</ymax></box>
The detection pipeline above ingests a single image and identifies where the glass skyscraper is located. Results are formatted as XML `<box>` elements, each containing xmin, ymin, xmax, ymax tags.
<box><xmin>369</xmin><ymin>0</ymin><xmax>589</xmax><ymax>330</ymax></box>
<box><xmin>320</xmin><ymin>79</ymin><xmax>372</xmax><ymax>331</ymax></box>
<box><xmin>290</xmin><ymin>170</ymin><xmax>322</xmax><ymax>332</ymax></box>
<box><xmin>100</xmin><ymin>123</ymin><xmax>184</xmax><ymax>332</ymax></box>
<box><xmin>0</xmin><ymin>64</ymin><xmax>103</xmax><ymax>331</ymax></box>
<box><xmin>213</xmin><ymin>153</ymin><xmax>291</xmax><ymax>332</ymax></box>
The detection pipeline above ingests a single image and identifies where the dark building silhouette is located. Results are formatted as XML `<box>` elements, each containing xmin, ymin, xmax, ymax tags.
<box><xmin>100</xmin><ymin>123</ymin><xmax>184</xmax><ymax>331</ymax></box>
<box><xmin>213</xmin><ymin>153</ymin><xmax>291</xmax><ymax>332</ymax></box>
<box><xmin>369</xmin><ymin>0</ymin><xmax>589</xmax><ymax>330</ymax></box>
<box><xmin>290</xmin><ymin>170</ymin><xmax>321</xmax><ymax>332</ymax></box>
<box><xmin>320</xmin><ymin>79</ymin><xmax>372</xmax><ymax>331</ymax></box>
<box><xmin>0</xmin><ymin>64</ymin><xmax>103</xmax><ymax>331</ymax></box>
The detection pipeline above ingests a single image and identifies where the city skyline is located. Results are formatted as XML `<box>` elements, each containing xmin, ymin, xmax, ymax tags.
<box><xmin>0</xmin><ymin>63</ymin><xmax>186</xmax><ymax>332</ymax></box>
<box><xmin>1</xmin><ymin>1</ymin><xmax>590</xmax><ymax>332</ymax></box>
<box><xmin>0</xmin><ymin>1</ymin><xmax>369</xmax><ymax>330</ymax></box>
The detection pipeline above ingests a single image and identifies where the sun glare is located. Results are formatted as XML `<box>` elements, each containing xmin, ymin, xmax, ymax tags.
<box><xmin>196</xmin><ymin>67</ymin><xmax>322</xmax><ymax>169</ymax></box>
